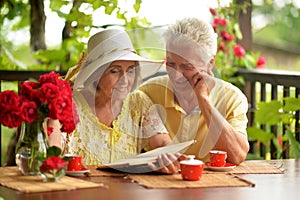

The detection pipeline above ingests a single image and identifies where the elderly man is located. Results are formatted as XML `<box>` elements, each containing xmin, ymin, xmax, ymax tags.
<box><xmin>139</xmin><ymin>18</ymin><xmax>249</xmax><ymax>165</ymax></box>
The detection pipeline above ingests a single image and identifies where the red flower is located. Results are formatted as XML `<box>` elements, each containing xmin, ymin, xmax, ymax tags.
<box><xmin>213</xmin><ymin>18</ymin><xmax>227</xmax><ymax>27</ymax></box>
<box><xmin>0</xmin><ymin>108</ymin><xmax>23</xmax><ymax>128</ymax></box>
<box><xmin>20</xmin><ymin>81</ymin><xmax>39</xmax><ymax>102</ymax></box>
<box><xmin>0</xmin><ymin>90</ymin><xmax>21</xmax><ymax>110</ymax></box>
<box><xmin>209</xmin><ymin>8</ymin><xmax>217</xmax><ymax>16</ymax></box>
<box><xmin>0</xmin><ymin>71</ymin><xmax>79</xmax><ymax>135</ymax></box>
<box><xmin>47</xmin><ymin>127</ymin><xmax>54</xmax><ymax>136</ymax></box>
<box><xmin>277</xmin><ymin>136</ymin><xmax>282</xmax><ymax>147</ymax></box>
<box><xmin>256</xmin><ymin>56</ymin><xmax>266</xmax><ymax>69</ymax></box>
<box><xmin>40</xmin><ymin>156</ymin><xmax>67</xmax><ymax>172</ymax></box>
<box><xmin>39</xmin><ymin>83</ymin><xmax>60</xmax><ymax>104</ymax></box>
<box><xmin>233</xmin><ymin>45</ymin><xmax>245</xmax><ymax>58</ymax></box>
<box><xmin>20</xmin><ymin>100</ymin><xmax>38</xmax><ymax>123</ymax></box>
<box><xmin>39</xmin><ymin>71</ymin><xmax>60</xmax><ymax>85</ymax></box>
<box><xmin>220</xmin><ymin>30</ymin><xmax>234</xmax><ymax>41</ymax></box>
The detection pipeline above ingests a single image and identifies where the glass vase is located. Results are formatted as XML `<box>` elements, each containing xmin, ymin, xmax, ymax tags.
<box><xmin>15</xmin><ymin>118</ymin><xmax>49</xmax><ymax>175</ymax></box>
<box><xmin>41</xmin><ymin>168</ymin><xmax>66</xmax><ymax>182</ymax></box>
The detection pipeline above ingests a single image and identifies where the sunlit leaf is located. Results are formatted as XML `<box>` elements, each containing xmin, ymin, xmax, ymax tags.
<box><xmin>247</xmin><ymin>127</ymin><xmax>275</xmax><ymax>145</ymax></box>
<box><xmin>285</xmin><ymin>130</ymin><xmax>300</xmax><ymax>158</ymax></box>
<box><xmin>283</xmin><ymin>97</ymin><xmax>300</xmax><ymax>112</ymax></box>
<box><xmin>255</xmin><ymin>101</ymin><xmax>283</xmax><ymax>124</ymax></box>
<box><xmin>233</xmin><ymin>23</ymin><xmax>242</xmax><ymax>40</ymax></box>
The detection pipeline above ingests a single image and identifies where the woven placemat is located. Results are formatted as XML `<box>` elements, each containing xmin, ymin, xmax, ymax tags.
<box><xmin>0</xmin><ymin>167</ymin><xmax>104</xmax><ymax>193</ymax></box>
<box><xmin>86</xmin><ymin>165</ymin><xmax>126</xmax><ymax>177</ymax></box>
<box><xmin>128</xmin><ymin>173</ymin><xmax>255</xmax><ymax>189</ymax></box>
<box><xmin>204</xmin><ymin>161</ymin><xmax>284</xmax><ymax>174</ymax></box>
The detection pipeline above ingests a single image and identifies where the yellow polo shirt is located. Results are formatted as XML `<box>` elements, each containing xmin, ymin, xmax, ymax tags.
<box><xmin>139</xmin><ymin>75</ymin><xmax>248</xmax><ymax>162</ymax></box>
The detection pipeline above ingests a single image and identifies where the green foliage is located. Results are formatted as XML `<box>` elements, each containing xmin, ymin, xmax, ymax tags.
<box><xmin>247</xmin><ymin>127</ymin><xmax>274</xmax><ymax>146</ymax></box>
<box><xmin>253</xmin><ymin>2</ymin><xmax>300</xmax><ymax>46</ymax></box>
<box><xmin>0</xmin><ymin>0</ymin><xmax>147</xmax><ymax>71</ymax></box>
<box><xmin>46</xmin><ymin>146</ymin><xmax>62</xmax><ymax>158</ymax></box>
<box><xmin>248</xmin><ymin>96</ymin><xmax>300</xmax><ymax>158</ymax></box>
<box><xmin>285</xmin><ymin>130</ymin><xmax>300</xmax><ymax>158</ymax></box>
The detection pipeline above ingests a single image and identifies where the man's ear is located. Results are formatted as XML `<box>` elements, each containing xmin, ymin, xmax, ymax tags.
<box><xmin>208</xmin><ymin>56</ymin><xmax>216</xmax><ymax>70</ymax></box>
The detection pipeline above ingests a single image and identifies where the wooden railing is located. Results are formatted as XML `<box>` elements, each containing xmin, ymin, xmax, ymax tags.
<box><xmin>238</xmin><ymin>68</ymin><xmax>300</xmax><ymax>159</ymax></box>
<box><xmin>1</xmin><ymin>69</ymin><xmax>300</xmax><ymax>165</ymax></box>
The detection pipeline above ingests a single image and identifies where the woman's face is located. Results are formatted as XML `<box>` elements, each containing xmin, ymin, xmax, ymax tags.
<box><xmin>97</xmin><ymin>60</ymin><xmax>137</xmax><ymax>101</ymax></box>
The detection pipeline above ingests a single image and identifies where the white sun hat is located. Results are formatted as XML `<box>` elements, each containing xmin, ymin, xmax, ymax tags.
<box><xmin>72</xmin><ymin>29</ymin><xmax>164</xmax><ymax>90</ymax></box>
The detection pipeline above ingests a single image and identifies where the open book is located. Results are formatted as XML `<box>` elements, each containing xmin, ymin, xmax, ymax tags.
<box><xmin>97</xmin><ymin>140</ymin><xmax>195</xmax><ymax>173</ymax></box>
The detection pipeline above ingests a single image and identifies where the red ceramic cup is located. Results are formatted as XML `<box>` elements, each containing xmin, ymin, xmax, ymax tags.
<box><xmin>65</xmin><ymin>154</ymin><xmax>82</xmax><ymax>171</ymax></box>
<box><xmin>209</xmin><ymin>150</ymin><xmax>227</xmax><ymax>167</ymax></box>
<box><xmin>180</xmin><ymin>155</ymin><xmax>204</xmax><ymax>181</ymax></box>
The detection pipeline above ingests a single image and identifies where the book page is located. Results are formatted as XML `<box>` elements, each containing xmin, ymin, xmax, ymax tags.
<box><xmin>99</xmin><ymin>140</ymin><xmax>195</xmax><ymax>169</ymax></box>
<box><xmin>135</xmin><ymin>140</ymin><xmax>196</xmax><ymax>158</ymax></box>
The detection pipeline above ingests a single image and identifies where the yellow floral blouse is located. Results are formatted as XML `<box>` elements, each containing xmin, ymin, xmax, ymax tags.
<box><xmin>67</xmin><ymin>90</ymin><xmax>168</xmax><ymax>165</ymax></box>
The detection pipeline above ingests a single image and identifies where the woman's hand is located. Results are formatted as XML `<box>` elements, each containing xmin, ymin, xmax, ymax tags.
<box><xmin>147</xmin><ymin>153</ymin><xmax>188</xmax><ymax>174</ymax></box>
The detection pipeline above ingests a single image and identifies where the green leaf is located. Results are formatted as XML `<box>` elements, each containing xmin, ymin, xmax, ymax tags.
<box><xmin>285</xmin><ymin>130</ymin><xmax>300</xmax><ymax>158</ymax></box>
<box><xmin>33</xmin><ymin>49</ymin><xmax>67</xmax><ymax>63</ymax></box>
<box><xmin>47</xmin><ymin>146</ymin><xmax>62</xmax><ymax>157</ymax></box>
<box><xmin>283</xmin><ymin>97</ymin><xmax>300</xmax><ymax>112</ymax></box>
<box><xmin>255</xmin><ymin>101</ymin><xmax>283</xmax><ymax>124</ymax></box>
<box><xmin>233</xmin><ymin>23</ymin><xmax>242</xmax><ymax>40</ymax></box>
<box><xmin>247</xmin><ymin>127</ymin><xmax>275</xmax><ymax>145</ymax></box>
<box><xmin>133</xmin><ymin>0</ymin><xmax>142</xmax><ymax>13</ymax></box>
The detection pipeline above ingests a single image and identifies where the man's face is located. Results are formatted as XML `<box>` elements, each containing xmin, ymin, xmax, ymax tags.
<box><xmin>165</xmin><ymin>44</ymin><xmax>207</xmax><ymax>93</ymax></box>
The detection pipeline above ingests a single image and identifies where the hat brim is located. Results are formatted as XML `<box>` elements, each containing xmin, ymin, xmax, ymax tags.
<box><xmin>73</xmin><ymin>50</ymin><xmax>163</xmax><ymax>89</ymax></box>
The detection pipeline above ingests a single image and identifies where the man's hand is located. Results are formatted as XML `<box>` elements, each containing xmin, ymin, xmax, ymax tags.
<box><xmin>147</xmin><ymin>153</ymin><xmax>188</xmax><ymax>174</ymax></box>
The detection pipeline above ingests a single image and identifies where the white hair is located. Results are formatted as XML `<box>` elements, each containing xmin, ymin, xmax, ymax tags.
<box><xmin>164</xmin><ymin>18</ymin><xmax>218</xmax><ymax>63</ymax></box>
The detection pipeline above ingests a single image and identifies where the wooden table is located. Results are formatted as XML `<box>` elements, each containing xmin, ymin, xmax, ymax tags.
<box><xmin>0</xmin><ymin>159</ymin><xmax>299</xmax><ymax>200</ymax></box>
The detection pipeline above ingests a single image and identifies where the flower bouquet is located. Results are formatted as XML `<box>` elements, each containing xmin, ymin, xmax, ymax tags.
<box><xmin>0</xmin><ymin>71</ymin><xmax>79</xmax><ymax>175</ymax></box>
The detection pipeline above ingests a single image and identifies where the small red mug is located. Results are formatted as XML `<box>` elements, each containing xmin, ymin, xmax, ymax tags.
<box><xmin>209</xmin><ymin>150</ymin><xmax>227</xmax><ymax>167</ymax></box>
<box><xmin>180</xmin><ymin>155</ymin><xmax>204</xmax><ymax>181</ymax></box>
<box><xmin>65</xmin><ymin>154</ymin><xmax>82</xmax><ymax>171</ymax></box>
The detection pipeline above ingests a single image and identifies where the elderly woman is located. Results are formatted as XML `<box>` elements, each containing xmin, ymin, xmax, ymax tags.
<box><xmin>49</xmin><ymin>29</ymin><xmax>184</xmax><ymax>174</ymax></box>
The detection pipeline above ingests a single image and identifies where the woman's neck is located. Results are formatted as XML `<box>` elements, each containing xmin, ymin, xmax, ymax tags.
<box><xmin>94</xmin><ymin>92</ymin><xmax>123</xmax><ymax>127</ymax></box>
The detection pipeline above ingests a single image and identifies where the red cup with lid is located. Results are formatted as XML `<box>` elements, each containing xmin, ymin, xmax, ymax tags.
<box><xmin>180</xmin><ymin>155</ymin><xmax>204</xmax><ymax>181</ymax></box>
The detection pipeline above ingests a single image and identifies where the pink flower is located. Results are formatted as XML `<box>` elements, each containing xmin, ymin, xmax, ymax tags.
<box><xmin>256</xmin><ymin>56</ymin><xmax>266</xmax><ymax>69</ymax></box>
<box><xmin>233</xmin><ymin>45</ymin><xmax>245</xmax><ymax>58</ymax></box>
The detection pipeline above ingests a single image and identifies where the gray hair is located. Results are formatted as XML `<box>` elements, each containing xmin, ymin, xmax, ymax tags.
<box><xmin>163</xmin><ymin>18</ymin><xmax>218</xmax><ymax>63</ymax></box>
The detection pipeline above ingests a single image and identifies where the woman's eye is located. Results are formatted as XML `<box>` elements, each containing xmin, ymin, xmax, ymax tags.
<box><xmin>110</xmin><ymin>68</ymin><xmax>120</xmax><ymax>73</ymax></box>
<box><xmin>127</xmin><ymin>67</ymin><xmax>135</xmax><ymax>73</ymax></box>
<box><xmin>110</xmin><ymin>70</ymin><xmax>117</xmax><ymax>73</ymax></box>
